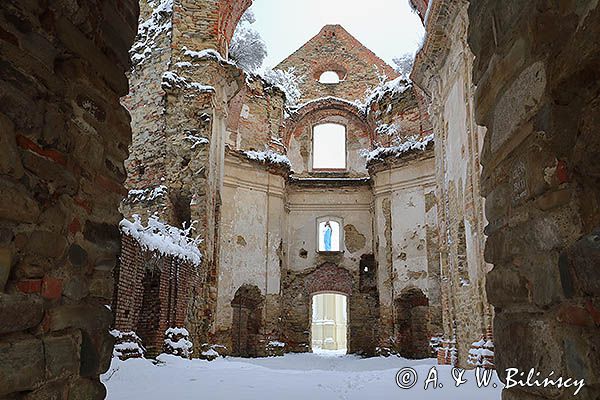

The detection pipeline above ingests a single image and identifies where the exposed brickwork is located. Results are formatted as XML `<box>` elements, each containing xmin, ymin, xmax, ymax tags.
<box><xmin>367</xmin><ymin>83</ymin><xmax>433</xmax><ymax>148</ymax></box>
<box><xmin>226</xmin><ymin>76</ymin><xmax>286</xmax><ymax>152</ymax></box>
<box><xmin>393</xmin><ymin>288</ymin><xmax>430</xmax><ymax>358</ymax></box>
<box><xmin>277</xmin><ymin>25</ymin><xmax>399</xmax><ymax>103</ymax></box>
<box><xmin>114</xmin><ymin>234</ymin><xmax>200</xmax><ymax>355</ymax></box>
<box><xmin>282</xmin><ymin>262</ymin><xmax>380</xmax><ymax>355</ymax></box>
<box><xmin>286</xmin><ymin>98</ymin><xmax>372</xmax><ymax>177</ymax></box>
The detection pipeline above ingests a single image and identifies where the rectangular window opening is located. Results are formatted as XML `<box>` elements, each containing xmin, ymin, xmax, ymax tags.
<box><xmin>313</xmin><ymin>123</ymin><xmax>346</xmax><ymax>170</ymax></box>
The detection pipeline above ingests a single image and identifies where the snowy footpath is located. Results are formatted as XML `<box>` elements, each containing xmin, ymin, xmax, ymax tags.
<box><xmin>102</xmin><ymin>352</ymin><xmax>502</xmax><ymax>400</ymax></box>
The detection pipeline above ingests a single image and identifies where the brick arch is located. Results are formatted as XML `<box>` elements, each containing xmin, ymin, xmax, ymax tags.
<box><xmin>217</xmin><ymin>0</ymin><xmax>253</xmax><ymax>55</ymax></box>
<box><xmin>173</xmin><ymin>0</ymin><xmax>252</xmax><ymax>57</ymax></box>
<box><xmin>284</xmin><ymin>97</ymin><xmax>374</xmax><ymax>148</ymax></box>
<box><xmin>305</xmin><ymin>263</ymin><xmax>353</xmax><ymax>295</ymax></box>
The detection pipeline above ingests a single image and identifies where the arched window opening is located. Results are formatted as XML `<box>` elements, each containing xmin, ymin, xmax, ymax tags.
<box><xmin>318</xmin><ymin>70</ymin><xmax>340</xmax><ymax>84</ymax></box>
<box><xmin>312</xmin><ymin>123</ymin><xmax>346</xmax><ymax>170</ymax></box>
<box><xmin>318</xmin><ymin>220</ymin><xmax>340</xmax><ymax>252</ymax></box>
<box><xmin>311</xmin><ymin>292</ymin><xmax>347</xmax><ymax>354</ymax></box>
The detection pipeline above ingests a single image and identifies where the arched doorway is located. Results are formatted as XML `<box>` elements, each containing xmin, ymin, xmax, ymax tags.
<box><xmin>311</xmin><ymin>292</ymin><xmax>348</xmax><ymax>354</ymax></box>
<box><xmin>231</xmin><ymin>285</ymin><xmax>264</xmax><ymax>357</ymax></box>
<box><xmin>395</xmin><ymin>287</ymin><xmax>430</xmax><ymax>359</ymax></box>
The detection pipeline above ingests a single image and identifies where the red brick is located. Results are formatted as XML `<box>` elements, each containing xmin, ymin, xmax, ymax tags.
<box><xmin>41</xmin><ymin>277</ymin><xmax>63</xmax><ymax>300</ymax></box>
<box><xmin>16</xmin><ymin>279</ymin><xmax>42</xmax><ymax>294</ymax></box>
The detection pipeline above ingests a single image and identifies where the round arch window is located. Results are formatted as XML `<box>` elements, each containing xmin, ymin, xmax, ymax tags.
<box><xmin>318</xmin><ymin>71</ymin><xmax>341</xmax><ymax>84</ymax></box>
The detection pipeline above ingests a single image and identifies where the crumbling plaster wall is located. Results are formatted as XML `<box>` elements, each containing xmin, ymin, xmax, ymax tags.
<box><xmin>372</xmin><ymin>153</ymin><xmax>441</xmax><ymax>353</ymax></box>
<box><xmin>411</xmin><ymin>1</ymin><xmax>492</xmax><ymax>367</ymax></box>
<box><xmin>215</xmin><ymin>154</ymin><xmax>287</xmax><ymax>354</ymax></box>
<box><xmin>282</xmin><ymin>184</ymin><xmax>378</xmax><ymax>354</ymax></box>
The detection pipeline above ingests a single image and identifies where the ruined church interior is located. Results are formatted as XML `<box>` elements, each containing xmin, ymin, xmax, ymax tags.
<box><xmin>0</xmin><ymin>0</ymin><xmax>599</xmax><ymax>399</ymax></box>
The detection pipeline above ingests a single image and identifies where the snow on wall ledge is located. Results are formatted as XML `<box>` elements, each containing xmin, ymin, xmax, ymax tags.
<box><xmin>362</xmin><ymin>133</ymin><xmax>434</xmax><ymax>163</ymax></box>
<box><xmin>244</xmin><ymin>149</ymin><xmax>292</xmax><ymax>167</ymax></box>
<box><xmin>120</xmin><ymin>214</ymin><xmax>203</xmax><ymax>266</ymax></box>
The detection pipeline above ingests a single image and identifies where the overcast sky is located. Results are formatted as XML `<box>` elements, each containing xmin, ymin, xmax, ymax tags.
<box><xmin>250</xmin><ymin>0</ymin><xmax>425</xmax><ymax>70</ymax></box>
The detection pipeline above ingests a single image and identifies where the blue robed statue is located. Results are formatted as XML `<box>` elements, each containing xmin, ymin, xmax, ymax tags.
<box><xmin>323</xmin><ymin>221</ymin><xmax>332</xmax><ymax>251</ymax></box>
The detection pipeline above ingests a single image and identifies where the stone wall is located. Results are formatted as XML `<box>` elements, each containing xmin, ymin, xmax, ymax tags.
<box><xmin>468</xmin><ymin>1</ymin><xmax>600</xmax><ymax>398</ymax></box>
<box><xmin>411</xmin><ymin>0</ymin><xmax>493</xmax><ymax>367</ymax></box>
<box><xmin>120</xmin><ymin>0</ymin><xmax>253</xmax><ymax>354</ymax></box>
<box><xmin>367</xmin><ymin>83</ymin><xmax>433</xmax><ymax>148</ymax></box>
<box><xmin>0</xmin><ymin>0</ymin><xmax>138</xmax><ymax>398</ymax></box>
<box><xmin>226</xmin><ymin>76</ymin><xmax>286</xmax><ymax>152</ymax></box>
<box><xmin>277</xmin><ymin>25</ymin><xmax>399</xmax><ymax>104</ymax></box>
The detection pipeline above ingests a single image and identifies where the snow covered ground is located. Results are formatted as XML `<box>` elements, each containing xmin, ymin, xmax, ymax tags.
<box><xmin>103</xmin><ymin>352</ymin><xmax>503</xmax><ymax>400</ymax></box>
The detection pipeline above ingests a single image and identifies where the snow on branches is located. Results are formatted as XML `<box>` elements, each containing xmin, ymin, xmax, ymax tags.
<box><xmin>392</xmin><ymin>53</ymin><xmax>415</xmax><ymax>80</ymax></box>
<box><xmin>261</xmin><ymin>68</ymin><xmax>303</xmax><ymax>106</ymax></box>
<box><xmin>229</xmin><ymin>9</ymin><xmax>267</xmax><ymax>73</ymax></box>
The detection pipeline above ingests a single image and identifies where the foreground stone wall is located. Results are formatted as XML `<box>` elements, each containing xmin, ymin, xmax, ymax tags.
<box><xmin>411</xmin><ymin>0</ymin><xmax>493</xmax><ymax>367</ymax></box>
<box><xmin>469</xmin><ymin>1</ymin><xmax>600</xmax><ymax>398</ymax></box>
<box><xmin>0</xmin><ymin>0</ymin><xmax>138</xmax><ymax>398</ymax></box>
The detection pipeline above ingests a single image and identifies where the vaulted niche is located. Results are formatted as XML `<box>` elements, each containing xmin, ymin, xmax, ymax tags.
<box><xmin>318</xmin><ymin>70</ymin><xmax>341</xmax><ymax>84</ymax></box>
<box><xmin>317</xmin><ymin>218</ymin><xmax>342</xmax><ymax>252</ymax></box>
<box><xmin>312</xmin><ymin>123</ymin><xmax>346</xmax><ymax>170</ymax></box>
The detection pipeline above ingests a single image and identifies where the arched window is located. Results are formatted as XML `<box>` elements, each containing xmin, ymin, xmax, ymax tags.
<box><xmin>312</xmin><ymin>123</ymin><xmax>346</xmax><ymax>170</ymax></box>
<box><xmin>318</xmin><ymin>71</ymin><xmax>340</xmax><ymax>84</ymax></box>
<box><xmin>317</xmin><ymin>217</ymin><xmax>342</xmax><ymax>252</ymax></box>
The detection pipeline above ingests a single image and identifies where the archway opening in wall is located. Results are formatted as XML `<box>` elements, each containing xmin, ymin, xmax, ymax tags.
<box><xmin>395</xmin><ymin>287</ymin><xmax>430</xmax><ymax>359</ymax></box>
<box><xmin>318</xmin><ymin>220</ymin><xmax>341</xmax><ymax>252</ymax></box>
<box><xmin>312</xmin><ymin>123</ymin><xmax>346</xmax><ymax>170</ymax></box>
<box><xmin>231</xmin><ymin>285</ymin><xmax>264</xmax><ymax>357</ymax></box>
<box><xmin>311</xmin><ymin>292</ymin><xmax>348</xmax><ymax>354</ymax></box>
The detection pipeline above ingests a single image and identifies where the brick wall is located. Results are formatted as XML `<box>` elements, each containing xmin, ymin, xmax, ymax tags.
<box><xmin>277</xmin><ymin>25</ymin><xmax>399</xmax><ymax>104</ymax></box>
<box><xmin>114</xmin><ymin>234</ymin><xmax>200</xmax><ymax>355</ymax></box>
